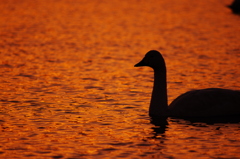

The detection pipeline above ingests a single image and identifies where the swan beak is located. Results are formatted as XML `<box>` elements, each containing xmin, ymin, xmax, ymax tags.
<box><xmin>134</xmin><ymin>59</ymin><xmax>147</xmax><ymax>67</ymax></box>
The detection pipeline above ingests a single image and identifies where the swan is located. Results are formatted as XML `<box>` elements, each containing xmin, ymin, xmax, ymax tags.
<box><xmin>134</xmin><ymin>50</ymin><xmax>240</xmax><ymax>118</ymax></box>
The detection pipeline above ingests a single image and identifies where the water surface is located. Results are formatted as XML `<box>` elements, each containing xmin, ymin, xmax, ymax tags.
<box><xmin>0</xmin><ymin>0</ymin><xmax>240</xmax><ymax>158</ymax></box>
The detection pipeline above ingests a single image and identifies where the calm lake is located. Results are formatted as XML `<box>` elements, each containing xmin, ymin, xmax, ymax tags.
<box><xmin>0</xmin><ymin>0</ymin><xmax>240</xmax><ymax>158</ymax></box>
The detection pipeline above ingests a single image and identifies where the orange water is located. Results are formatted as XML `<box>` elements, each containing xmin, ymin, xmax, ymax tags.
<box><xmin>0</xmin><ymin>0</ymin><xmax>240</xmax><ymax>158</ymax></box>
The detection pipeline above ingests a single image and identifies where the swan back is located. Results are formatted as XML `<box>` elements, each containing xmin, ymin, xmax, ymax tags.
<box><xmin>169</xmin><ymin>88</ymin><xmax>240</xmax><ymax>117</ymax></box>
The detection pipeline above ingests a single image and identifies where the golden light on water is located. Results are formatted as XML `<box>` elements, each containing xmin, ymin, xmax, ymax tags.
<box><xmin>0</xmin><ymin>0</ymin><xmax>240</xmax><ymax>158</ymax></box>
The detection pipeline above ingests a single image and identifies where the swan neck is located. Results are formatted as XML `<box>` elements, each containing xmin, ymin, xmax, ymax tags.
<box><xmin>149</xmin><ymin>68</ymin><xmax>168</xmax><ymax>116</ymax></box>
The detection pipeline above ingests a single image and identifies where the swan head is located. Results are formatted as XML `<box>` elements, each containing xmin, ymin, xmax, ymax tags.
<box><xmin>134</xmin><ymin>50</ymin><xmax>166</xmax><ymax>71</ymax></box>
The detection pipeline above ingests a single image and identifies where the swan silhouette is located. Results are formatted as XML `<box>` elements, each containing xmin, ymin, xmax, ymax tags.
<box><xmin>135</xmin><ymin>50</ymin><xmax>240</xmax><ymax>117</ymax></box>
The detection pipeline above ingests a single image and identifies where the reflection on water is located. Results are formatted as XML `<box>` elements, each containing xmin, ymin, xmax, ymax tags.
<box><xmin>0</xmin><ymin>0</ymin><xmax>240</xmax><ymax>158</ymax></box>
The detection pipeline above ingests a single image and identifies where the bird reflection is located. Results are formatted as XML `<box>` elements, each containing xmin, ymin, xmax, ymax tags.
<box><xmin>149</xmin><ymin>115</ymin><xmax>240</xmax><ymax>139</ymax></box>
<box><xmin>149</xmin><ymin>116</ymin><xmax>168</xmax><ymax>139</ymax></box>
<box><xmin>180</xmin><ymin>115</ymin><xmax>240</xmax><ymax>124</ymax></box>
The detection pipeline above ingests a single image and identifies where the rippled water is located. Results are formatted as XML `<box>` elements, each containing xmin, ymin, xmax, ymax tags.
<box><xmin>1</xmin><ymin>0</ymin><xmax>240</xmax><ymax>158</ymax></box>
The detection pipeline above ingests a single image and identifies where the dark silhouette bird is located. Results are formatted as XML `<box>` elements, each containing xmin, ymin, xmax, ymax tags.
<box><xmin>135</xmin><ymin>50</ymin><xmax>240</xmax><ymax>118</ymax></box>
<box><xmin>229</xmin><ymin>0</ymin><xmax>240</xmax><ymax>14</ymax></box>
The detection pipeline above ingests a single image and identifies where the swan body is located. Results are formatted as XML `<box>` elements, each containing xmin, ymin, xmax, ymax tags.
<box><xmin>135</xmin><ymin>50</ymin><xmax>240</xmax><ymax>117</ymax></box>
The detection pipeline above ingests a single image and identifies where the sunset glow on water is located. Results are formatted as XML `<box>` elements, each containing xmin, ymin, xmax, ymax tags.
<box><xmin>0</xmin><ymin>0</ymin><xmax>240</xmax><ymax>158</ymax></box>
